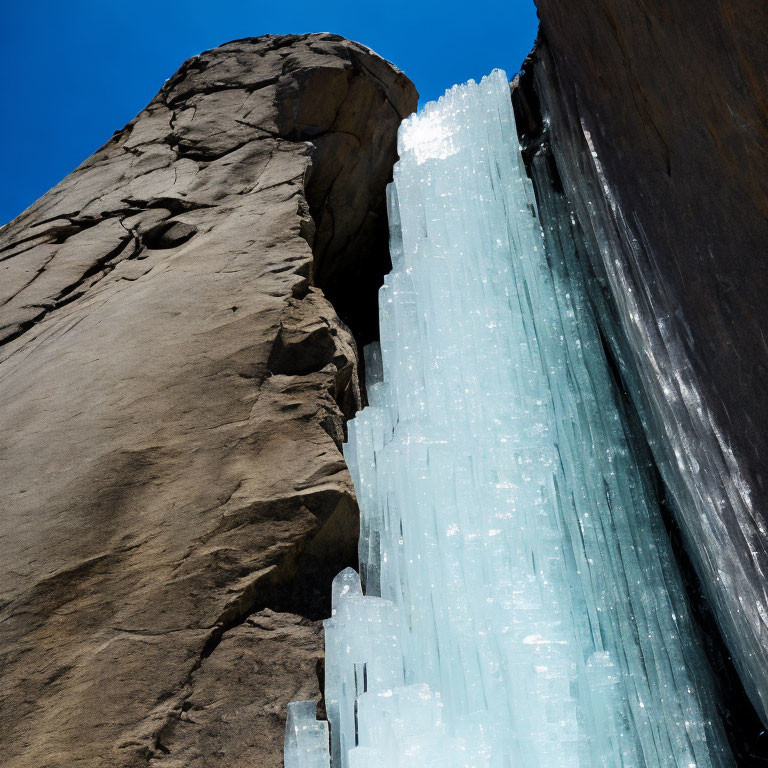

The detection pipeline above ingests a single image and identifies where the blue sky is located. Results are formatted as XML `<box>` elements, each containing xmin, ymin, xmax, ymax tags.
<box><xmin>1</xmin><ymin>0</ymin><xmax>538</xmax><ymax>224</ymax></box>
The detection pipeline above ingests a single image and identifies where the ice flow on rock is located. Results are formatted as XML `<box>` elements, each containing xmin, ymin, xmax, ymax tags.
<box><xmin>285</xmin><ymin>69</ymin><xmax>732</xmax><ymax>768</ymax></box>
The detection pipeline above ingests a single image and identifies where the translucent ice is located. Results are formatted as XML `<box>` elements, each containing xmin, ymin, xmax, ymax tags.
<box><xmin>286</xmin><ymin>70</ymin><xmax>732</xmax><ymax>768</ymax></box>
<box><xmin>284</xmin><ymin>701</ymin><xmax>331</xmax><ymax>768</ymax></box>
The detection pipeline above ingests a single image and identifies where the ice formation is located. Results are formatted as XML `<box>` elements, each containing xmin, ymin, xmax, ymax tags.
<box><xmin>285</xmin><ymin>70</ymin><xmax>732</xmax><ymax>768</ymax></box>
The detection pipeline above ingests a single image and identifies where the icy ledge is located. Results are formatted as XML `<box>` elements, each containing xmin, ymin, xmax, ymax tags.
<box><xmin>285</xmin><ymin>70</ymin><xmax>732</xmax><ymax>768</ymax></box>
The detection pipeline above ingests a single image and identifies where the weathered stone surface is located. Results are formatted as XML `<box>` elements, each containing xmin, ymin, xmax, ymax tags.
<box><xmin>515</xmin><ymin>0</ymin><xmax>768</xmax><ymax>757</ymax></box>
<box><xmin>0</xmin><ymin>34</ymin><xmax>416</xmax><ymax>767</ymax></box>
<box><xmin>147</xmin><ymin>610</ymin><xmax>325</xmax><ymax>768</ymax></box>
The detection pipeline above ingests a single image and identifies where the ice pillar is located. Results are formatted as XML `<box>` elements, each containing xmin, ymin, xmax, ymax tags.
<box><xmin>286</xmin><ymin>70</ymin><xmax>732</xmax><ymax>768</ymax></box>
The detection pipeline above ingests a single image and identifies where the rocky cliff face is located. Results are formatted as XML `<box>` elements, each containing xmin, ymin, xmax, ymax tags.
<box><xmin>4</xmin><ymin>10</ymin><xmax>768</xmax><ymax>768</ymax></box>
<box><xmin>0</xmin><ymin>34</ymin><xmax>416</xmax><ymax>767</ymax></box>
<box><xmin>514</xmin><ymin>1</ymin><xmax>768</xmax><ymax>760</ymax></box>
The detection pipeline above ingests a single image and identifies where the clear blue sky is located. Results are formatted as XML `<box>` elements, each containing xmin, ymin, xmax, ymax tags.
<box><xmin>1</xmin><ymin>0</ymin><xmax>538</xmax><ymax>224</ymax></box>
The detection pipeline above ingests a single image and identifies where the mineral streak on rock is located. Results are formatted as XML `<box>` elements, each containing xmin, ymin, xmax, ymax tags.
<box><xmin>512</xmin><ymin>0</ymin><xmax>768</xmax><ymax>753</ymax></box>
<box><xmin>0</xmin><ymin>34</ymin><xmax>416</xmax><ymax>767</ymax></box>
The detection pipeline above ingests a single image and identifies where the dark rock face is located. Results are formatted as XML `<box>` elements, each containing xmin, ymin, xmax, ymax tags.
<box><xmin>0</xmin><ymin>34</ymin><xmax>416</xmax><ymax>767</ymax></box>
<box><xmin>515</xmin><ymin>0</ymin><xmax>768</xmax><ymax>756</ymax></box>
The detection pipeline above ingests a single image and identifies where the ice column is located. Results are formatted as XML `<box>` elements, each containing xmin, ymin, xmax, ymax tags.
<box><xmin>286</xmin><ymin>70</ymin><xmax>732</xmax><ymax>768</ymax></box>
<box><xmin>285</xmin><ymin>701</ymin><xmax>331</xmax><ymax>768</ymax></box>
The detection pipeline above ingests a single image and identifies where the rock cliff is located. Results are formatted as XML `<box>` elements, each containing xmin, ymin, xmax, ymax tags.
<box><xmin>514</xmin><ymin>1</ymin><xmax>768</xmax><ymax>761</ymax></box>
<box><xmin>0</xmin><ymin>34</ymin><xmax>416</xmax><ymax>767</ymax></box>
<box><xmin>4</xmin><ymin>8</ymin><xmax>768</xmax><ymax>767</ymax></box>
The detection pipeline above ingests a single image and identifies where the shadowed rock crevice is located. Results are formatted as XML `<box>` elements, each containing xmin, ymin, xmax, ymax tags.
<box><xmin>272</xmin><ymin>38</ymin><xmax>415</xmax><ymax>349</ymax></box>
<box><xmin>0</xmin><ymin>33</ymin><xmax>416</xmax><ymax>768</ymax></box>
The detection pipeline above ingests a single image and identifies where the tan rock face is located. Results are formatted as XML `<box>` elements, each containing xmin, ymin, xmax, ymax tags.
<box><xmin>0</xmin><ymin>33</ymin><xmax>417</xmax><ymax>767</ymax></box>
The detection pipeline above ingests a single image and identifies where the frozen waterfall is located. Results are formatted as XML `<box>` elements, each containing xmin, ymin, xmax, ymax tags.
<box><xmin>284</xmin><ymin>70</ymin><xmax>732</xmax><ymax>768</ymax></box>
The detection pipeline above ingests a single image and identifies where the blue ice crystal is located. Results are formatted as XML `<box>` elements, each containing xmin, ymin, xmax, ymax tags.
<box><xmin>285</xmin><ymin>70</ymin><xmax>732</xmax><ymax>768</ymax></box>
